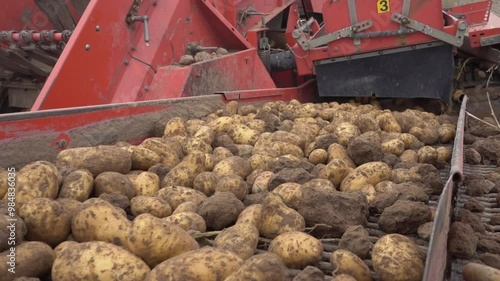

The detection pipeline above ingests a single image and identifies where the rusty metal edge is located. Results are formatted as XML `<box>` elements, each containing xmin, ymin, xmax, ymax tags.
<box><xmin>423</xmin><ymin>95</ymin><xmax>468</xmax><ymax>281</ymax></box>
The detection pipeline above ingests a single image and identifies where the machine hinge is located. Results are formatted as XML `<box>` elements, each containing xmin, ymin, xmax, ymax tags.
<box><xmin>391</xmin><ymin>13</ymin><xmax>467</xmax><ymax>47</ymax></box>
<box><xmin>292</xmin><ymin>19</ymin><xmax>373</xmax><ymax>51</ymax></box>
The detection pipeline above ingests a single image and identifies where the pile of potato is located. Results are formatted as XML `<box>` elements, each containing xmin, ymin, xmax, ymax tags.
<box><xmin>0</xmin><ymin>99</ymin><xmax>485</xmax><ymax>281</ymax></box>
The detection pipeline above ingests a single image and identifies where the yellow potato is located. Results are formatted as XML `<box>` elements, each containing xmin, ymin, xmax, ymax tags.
<box><xmin>439</xmin><ymin>125</ymin><xmax>456</xmax><ymax>143</ymax></box>
<box><xmin>331</xmin><ymin>249</ymin><xmax>372</xmax><ymax>281</ymax></box>
<box><xmin>372</xmin><ymin>234</ymin><xmax>424</xmax><ymax>281</ymax></box>
<box><xmin>163</xmin><ymin>212</ymin><xmax>206</xmax><ymax>232</ymax></box>
<box><xmin>309</xmin><ymin>149</ymin><xmax>328</xmax><ymax>164</ymax></box>
<box><xmin>163</xmin><ymin>117</ymin><xmax>188</xmax><ymax>138</ymax></box>
<box><xmin>193</xmin><ymin>172</ymin><xmax>220</xmax><ymax>196</ymax></box>
<box><xmin>130</xmin><ymin>196</ymin><xmax>172</xmax><ymax>218</ymax></box>
<box><xmin>417</xmin><ymin>146</ymin><xmax>438</xmax><ymax>164</ymax></box>
<box><xmin>93</xmin><ymin>171</ymin><xmax>135</xmax><ymax>199</ymax></box>
<box><xmin>272</xmin><ymin>131</ymin><xmax>307</xmax><ymax>150</ymax></box>
<box><xmin>335</xmin><ymin>122</ymin><xmax>361</xmax><ymax>146</ymax></box>
<box><xmin>248</xmin><ymin>154</ymin><xmax>274</xmax><ymax>170</ymax></box>
<box><xmin>462</xmin><ymin>262</ymin><xmax>500</xmax><ymax>281</ymax></box>
<box><xmin>318</xmin><ymin>159</ymin><xmax>352</xmax><ymax>188</ymax></box>
<box><xmin>259</xmin><ymin>193</ymin><xmax>305</xmax><ymax>239</ymax></box>
<box><xmin>215</xmin><ymin>174</ymin><xmax>248</xmax><ymax>200</ymax></box>
<box><xmin>436</xmin><ymin>146</ymin><xmax>452</xmax><ymax>162</ymax></box>
<box><xmin>214</xmin><ymin>223</ymin><xmax>259</xmax><ymax>260</ymax></box>
<box><xmin>131</xmin><ymin>146</ymin><xmax>162</xmax><ymax>170</ymax></box>
<box><xmin>327</xmin><ymin>144</ymin><xmax>356</xmax><ymax>168</ymax></box>
<box><xmin>377</xmin><ymin>112</ymin><xmax>402</xmax><ymax>133</ymax></box>
<box><xmin>399</xmin><ymin>150</ymin><xmax>418</xmax><ymax>163</ymax></box>
<box><xmin>381</xmin><ymin>138</ymin><xmax>405</xmax><ymax>156</ymax></box>
<box><xmin>374</xmin><ymin>180</ymin><xmax>395</xmax><ymax>193</ymax></box>
<box><xmin>126</xmin><ymin>214</ymin><xmax>200</xmax><ymax>268</ymax></box>
<box><xmin>183</xmin><ymin>137</ymin><xmax>213</xmax><ymax>155</ymax></box>
<box><xmin>133</xmin><ymin>171</ymin><xmax>160</xmax><ymax>197</ymax></box>
<box><xmin>268</xmin><ymin>231</ymin><xmax>323</xmax><ymax>268</ymax></box>
<box><xmin>145</xmin><ymin>247</ymin><xmax>243</xmax><ymax>281</ymax></box>
<box><xmin>340</xmin><ymin>162</ymin><xmax>391</xmax><ymax>192</ymax></box>
<box><xmin>0</xmin><ymin>241</ymin><xmax>54</xmax><ymax>281</ymax></box>
<box><xmin>398</xmin><ymin>133</ymin><xmax>421</xmax><ymax>149</ymax></box>
<box><xmin>272</xmin><ymin>183</ymin><xmax>303</xmax><ymax>210</ymax></box>
<box><xmin>19</xmin><ymin>198</ymin><xmax>71</xmax><ymax>247</ymax></box>
<box><xmin>157</xmin><ymin>186</ymin><xmax>207</xmax><ymax>210</ymax></box>
<box><xmin>58</xmin><ymin>169</ymin><xmax>93</xmax><ymax>202</ymax></box>
<box><xmin>194</xmin><ymin>125</ymin><xmax>215</xmax><ymax>145</ymax></box>
<box><xmin>236</xmin><ymin>204</ymin><xmax>263</xmax><ymax>228</ymax></box>
<box><xmin>207</xmin><ymin>116</ymin><xmax>234</xmax><ymax>135</ymax></box>
<box><xmin>228</xmin><ymin>124</ymin><xmax>260</xmax><ymax>145</ymax></box>
<box><xmin>140</xmin><ymin>138</ymin><xmax>180</xmax><ymax>169</ymax></box>
<box><xmin>52</xmin><ymin>241</ymin><xmax>150</xmax><ymax>281</ymax></box>
<box><xmin>162</xmin><ymin>151</ymin><xmax>206</xmax><ymax>187</ymax></box>
<box><xmin>213</xmin><ymin>156</ymin><xmax>252</xmax><ymax>179</ymax></box>
<box><xmin>172</xmin><ymin>201</ymin><xmax>199</xmax><ymax>214</ymax></box>
<box><xmin>252</xmin><ymin>171</ymin><xmax>274</xmax><ymax>193</ymax></box>
<box><xmin>224</xmin><ymin>252</ymin><xmax>288</xmax><ymax>281</ymax></box>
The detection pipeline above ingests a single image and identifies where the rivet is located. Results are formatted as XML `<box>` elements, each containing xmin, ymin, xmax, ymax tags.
<box><xmin>85</xmin><ymin>44</ymin><xmax>91</xmax><ymax>51</ymax></box>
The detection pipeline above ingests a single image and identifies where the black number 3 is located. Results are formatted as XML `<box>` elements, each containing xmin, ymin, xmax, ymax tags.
<box><xmin>379</xmin><ymin>0</ymin><xmax>389</xmax><ymax>11</ymax></box>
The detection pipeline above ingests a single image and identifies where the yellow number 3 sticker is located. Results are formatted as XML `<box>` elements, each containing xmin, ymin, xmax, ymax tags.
<box><xmin>377</xmin><ymin>0</ymin><xmax>390</xmax><ymax>13</ymax></box>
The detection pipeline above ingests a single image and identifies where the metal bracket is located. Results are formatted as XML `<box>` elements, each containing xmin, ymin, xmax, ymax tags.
<box><xmin>480</xmin><ymin>34</ymin><xmax>500</xmax><ymax>46</ymax></box>
<box><xmin>391</xmin><ymin>13</ymin><xmax>467</xmax><ymax>47</ymax></box>
<box><xmin>293</xmin><ymin>20</ymin><xmax>373</xmax><ymax>51</ymax></box>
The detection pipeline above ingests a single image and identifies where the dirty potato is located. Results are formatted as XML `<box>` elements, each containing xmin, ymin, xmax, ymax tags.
<box><xmin>327</xmin><ymin>144</ymin><xmax>356</xmax><ymax>168</ymax></box>
<box><xmin>330</xmin><ymin>249</ymin><xmax>372</xmax><ymax>281</ymax></box>
<box><xmin>236</xmin><ymin>204</ymin><xmax>263</xmax><ymax>228</ymax></box>
<box><xmin>58</xmin><ymin>169</ymin><xmax>93</xmax><ymax>202</ymax></box>
<box><xmin>215</xmin><ymin>174</ymin><xmax>248</xmax><ymax>200</ymax></box>
<box><xmin>272</xmin><ymin>183</ymin><xmax>303</xmax><ymax>210</ymax></box>
<box><xmin>193</xmin><ymin>172</ymin><xmax>220</xmax><ymax>196</ymax></box>
<box><xmin>94</xmin><ymin>171</ymin><xmax>135</xmax><ymax>199</ymax></box>
<box><xmin>52</xmin><ymin>241</ymin><xmax>150</xmax><ymax>281</ymax></box>
<box><xmin>224</xmin><ymin>252</ymin><xmax>288</xmax><ymax>281</ymax></box>
<box><xmin>162</xmin><ymin>151</ymin><xmax>206</xmax><ymax>187</ymax></box>
<box><xmin>163</xmin><ymin>212</ymin><xmax>206</xmax><ymax>232</ymax></box>
<box><xmin>157</xmin><ymin>186</ymin><xmax>207</xmax><ymax>210</ymax></box>
<box><xmin>214</xmin><ymin>222</ymin><xmax>259</xmax><ymax>260</ymax></box>
<box><xmin>319</xmin><ymin>159</ymin><xmax>352</xmax><ymax>188</ymax></box>
<box><xmin>133</xmin><ymin>171</ymin><xmax>160</xmax><ymax>197</ymax></box>
<box><xmin>130</xmin><ymin>196</ymin><xmax>172</xmax><ymax>218</ymax></box>
<box><xmin>213</xmin><ymin>156</ymin><xmax>252</xmax><ymax>179</ymax></box>
<box><xmin>0</xmin><ymin>241</ymin><xmax>54</xmax><ymax>281</ymax></box>
<box><xmin>145</xmin><ymin>247</ymin><xmax>243</xmax><ymax>281</ymax></box>
<box><xmin>268</xmin><ymin>231</ymin><xmax>323</xmax><ymax>268</ymax></box>
<box><xmin>259</xmin><ymin>193</ymin><xmax>305</xmax><ymax>239</ymax></box>
<box><xmin>340</xmin><ymin>162</ymin><xmax>391</xmax><ymax>192</ymax></box>
<box><xmin>252</xmin><ymin>171</ymin><xmax>274</xmax><ymax>193</ymax></box>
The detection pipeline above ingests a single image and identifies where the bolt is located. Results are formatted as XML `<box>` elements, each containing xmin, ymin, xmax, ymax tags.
<box><xmin>144</xmin><ymin>86</ymin><xmax>150</xmax><ymax>92</ymax></box>
<box><xmin>131</xmin><ymin>45</ymin><xmax>136</xmax><ymax>51</ymax></box>
<box><xmin>333</xmin><ymin>47</ymin><xmax>339</xmax><ymax>52</ymax></box>
<box><xmin>96</xmin><ymin>25</ymin><xmax>101</xmax><ymax>32</ymax></box>
<box><xmin>85</xmin><ymin>44</ymin><xmax>91</xmax><ymax>51</ymax></box>
<box><xmin>124</xmin><ymin>60</ymin><xmax>129</xmax><ymax>65</ymax></box>
<box><xmin>152</xmin><ymin>1</ymin><xmax>157</xmax><ymax>6</ymax></box>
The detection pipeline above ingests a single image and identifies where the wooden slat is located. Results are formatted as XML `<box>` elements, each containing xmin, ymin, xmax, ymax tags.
<box><xmin>35</xmin><ymin>0</ymin><xmax>76</xmax><ymax>30</ymax></box>
<box><xmin>69</xmin><ymin>0</ymin><xmax>90</xmax><ymax>16</ymax></box>
<box><xmin>0</xmin><ymin>48</ymin><xmax>52</xmax><ymax>77</ymax></box>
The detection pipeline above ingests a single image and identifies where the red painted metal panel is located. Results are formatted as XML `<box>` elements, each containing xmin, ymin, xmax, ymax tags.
<box><xmin>32</xmin><ymin>0</ymin><xmax>135</xmax><ymax>110</ymax></box>
<box><xmin>145</xmin><ymin>49</ymin><xmax>277</xmax><ymax>100</ymax></box>
<box><xmin>0</xmin><ymin>0</ymin><xmax>53</xmax><ymax>30</ymax></box>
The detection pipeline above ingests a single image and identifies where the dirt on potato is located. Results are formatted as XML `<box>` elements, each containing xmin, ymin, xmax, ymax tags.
<box><xmin>293</xmin><ymin>266</ymin><xmax>325</xmax><ymax>281</ymax></box>
<box><xmin>339</xmin><ymin>225</ymin><xmax>373</xmax><ymax>259</ymax></box>
<box><xmin>448</xmin><ymin>222</ymin><xmax>478</xmax><ymax>259</ymax></box>
<box><xmin>378</xmin><ymin>200</ymin><xmax>431</xmax><ymax>234</ymax></box>
<box><xmin>197</xmin><ymin>192</ymin><xmax>245</xmax><ymax>230</ymax></box>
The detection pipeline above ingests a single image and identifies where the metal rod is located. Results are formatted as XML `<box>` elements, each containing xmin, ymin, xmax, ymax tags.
<box><xmin>0</xmin><ymin>31</ymin><xmax>69</xmax><ymax>43</ymax></box>
<box><xmin>353</xmin><ymin>29</ymin><xmax>415</xmax><ymax>39</ymax></box>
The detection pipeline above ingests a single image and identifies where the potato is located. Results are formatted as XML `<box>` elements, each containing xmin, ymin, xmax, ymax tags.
<box><xmin>340</xmin><ymin>162</ymin><xmax>391</xmax><ymax>192</ymax></box>
<box><xmin>259</xmin><ymin>193</ymin><xmax>305</xmax><ymax>239</ymax></box>
<box><xmin>377</xmin><ymin>112</ymin><xmax>402</xmax><ymax>133</ymax></box>
<box><xmin>131</xmin><ymin>146</ymin><xmax>162</xmax><ymax>170</ymax></box>
<box><xmin>215</xmin><ymin>174</ymin><xmax>248</xmax><ymax>200</ymax></box>
<box><xmin>186</xmin><ymin>119</ymin><xmax>206</xmax><ymax>136</ymax></box>
<box><xmin>417</xmin><ymin>146</ymin><xmax>438</xmax><ymax>164</ymax></box>
<box><xmin>272</xmin><ymin>131</ymin><xmax>307</xmax><ymax>150</ymax></box>
<box><xmin>213</xmin><ymin>147</ymin><xmax>234</xmax><ymax>163</ymax></box>
<box><xmin>327</xmin><ymin>144</ymin><xmax>356</xmax><ymax>168</ymax></box>
<box><xmin>71</xmin><ymin>199</ymin><xmax>131</xmax><ymax>246</ymax></box>
<box><xmin>193</xmin><ymin>172</ymin><xmax>220</xmax><ymax>196</ymax></box>
<box><xmin>52</xmin><ymin>241</ymin><xmax>150</xmax><ymax>281</ymax></box>
<box><xmin>358</xmin><ymin>184</ymin><xmax>376</xmax><ymax>204</ymax></box>
<box><xmin>268</xmin><ymin>231</ymin><xmax>323</xmax><ymax>268</ymax></box>
<box><xmin>214</xmin><ymin>223</ymin><xmax>259</xmax><ymax>260</ymax></box>
<box><xmin>224</xmin><ymin>252</ymin><xmax>288</xmax><ymax>281</ymax></box>
<box><xmin>436</xmin><ymin>146</ymin><xmax>452</xmax><ymax>162</ymax></box>
<box><xmin>162</xmin><ymin>137</ymin><xmax>185</xmax><ymax>159</ymax></box>
<box><xmin>183</xmin><ymin>137</ymin><xmax>213</xmax><ymax>155</ymax></box>
<box><xmin>332</xmin><ymin>274</ymin><xmax>358</xmax><ymax>281</ymax></box>
<box><xmin>246</xmin><ymin>119</ymin><xmax>267</xmax><ymax>133</ymax></box>
<box><xmin>163</xmin><ymin>117</ymin><xmax>188</xmax><ymax>137</ymax></box>
<box><xmin>391</xmin><ymin>168</ymin><xmax>422</xmax><ymax>183</ymax></box>
<box><xmin>58</xmin><ymin>169</ymin><xmax>93</xmax><ymax>202</ymax></box>
<box><xmin>162</xmin><ymin>151</ymin><xmax>206</xmax><ymax>187</ymax></box>
<box><xmin>398</xmin><ymin>133</ymin><xmax>422</xmax><ymax>149</ymax></box>
<box><xmin>53</xmin><ymin>240</ymin><xmax>78</xmax><ymax>258</ymax></box>
<box><xmin>157</xmin><ymin>186</ymin><xmax>207</xmax><ymax>210</ymax></box>
<box><xmin>252</xmin><ymin>171</ymin><xmax>274</xmax><ymax>193</ymax></box>
<box><xmin>130</xmin><ymin>196</ymin><xmax>172</xmax><ymax>218</ymax></box>
<box><xmin>319</xmin><ymin>159</ymin><xmax>352</xmax><ymax>188</ymax></box>
<box><xmin>238</xmin><ymin>104</ymin><xmax>258</xmax><ymax>116</ymax></box>
<box><xmin>19</xmin><ymin>198</ymin><xmax>70</xmax><ymax>247</ymax></box>
<box><xmin>335</xmin><ymin>122</ymin><xmax>361</xmax><ymax>146</ymax></box>
<box><xmin>172</xmin><ymin>201</ymin><xmax>199</xmax><ymax>214</ymax></box>
<box><xmin>227</xmin><ymin>124</ymin><xmax>260</xmax><ymax>145</ymax></box>
<box><xmin>381</xmin><ymin>138</ymin><xmax>405</xmax><ymax>156</ymax></box>
<box><xmin>126</xmin><ymin>214</ymin><xmax>199</xmax><ymax>267</ymax></box>
<box><xmin>330</xmin><ymin>249</ymin><xmax>372</xmax><ymax>281</ymax></box>
<box><xmin>462</xmin><ymin>262</ymin><xmax>500</xmax><ymax>281</ymax></box>
<box><xmin>273</xmin><ymin>183</ymin><xmax>303</xmax><ymax>210</ymax></box>
<box><xmin>194</xmin><ymin>125</ymin><xmax>215</xmax><ymax>144</ymax></box>
<box><xmin>374</xmin><ymin>180</ymin><xmax>395</xmax><ymax>193</ymax></box>
<box><xmin>163</xmin><ymin>212</ymin><xmax>206</xmax><ymax>232</ymax></box>
<box><xmin>133</xmin><ymin>171</ymin><xmax>160</xmax><ymax>196</ymax></box>
<box><xmin>439</xmin><ymin>125</ymin><xmax>456</xmax><ymax>143</ymax></box>
<box><xmin>399</xmin><ymin>150</ymin><xmax>418</xmax><ymax>163</ymax></box>
<box><xmin>213</xmin><ymin>156</ymin><xmax>252</xmax><ymax>179</ymax></box>
<box><xmin>372</xmin><ymin>234</ymin><xmax>424</xmax><ymax>281</ymax></box>
<box><xmin>208</xmin><ymin>116</ymin><xmax>234</xmax><ymax>135</ymax></box>
<box><xmin>9</xmin><ymin>161</ymin><xmax>60</xmax><ymax>211</ymax></box>
<box><xmin>248</xmin><ymin>154</ymin><xmax>274</xmax><ymax>170</ymax></box>
<box><xmin>56</xmin><ymin>145</ymin><xmax>132</xmax><ymax>176</ymax></box>
<box><xmin>94</xmin><ymin>171</ymin><xmax>135</xmax><ymax>199</ymax></box>
<box><xmin>236</xmin><ymin>204</ymin><xmax>263</xmax><ymax>228</ymax></box>
<box><xmin>409</xmin><ymin>126</ymin><xmax>439</xmax><ymax>145</ymax></box>
<box><xmin>0</xmin><ymin>241</ymin><xmax>54</xmax><ymax>281</ymax></box>
<box><xmin>140</xmin><ymin>138</ymin><xmax>180</xmax><ymax>169</ymax></box>
<box><xmin>145</xmin><ymin>247</ymin><xmax>243</xmax><ymax>281</ymax></box>
<box><xmin>56</xmin><ymin>198</ymin><xmax>82</xmax><ymax>220</ymax></box>
<box><xmin>309</xmin><ymin>149</ymin><xmax>328</xmax><ymax>164</ymax></box>
<box><xmin>0</xmin><ymin>169</ymin><xmax>8</xmax><ymax>199</ymax></box>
